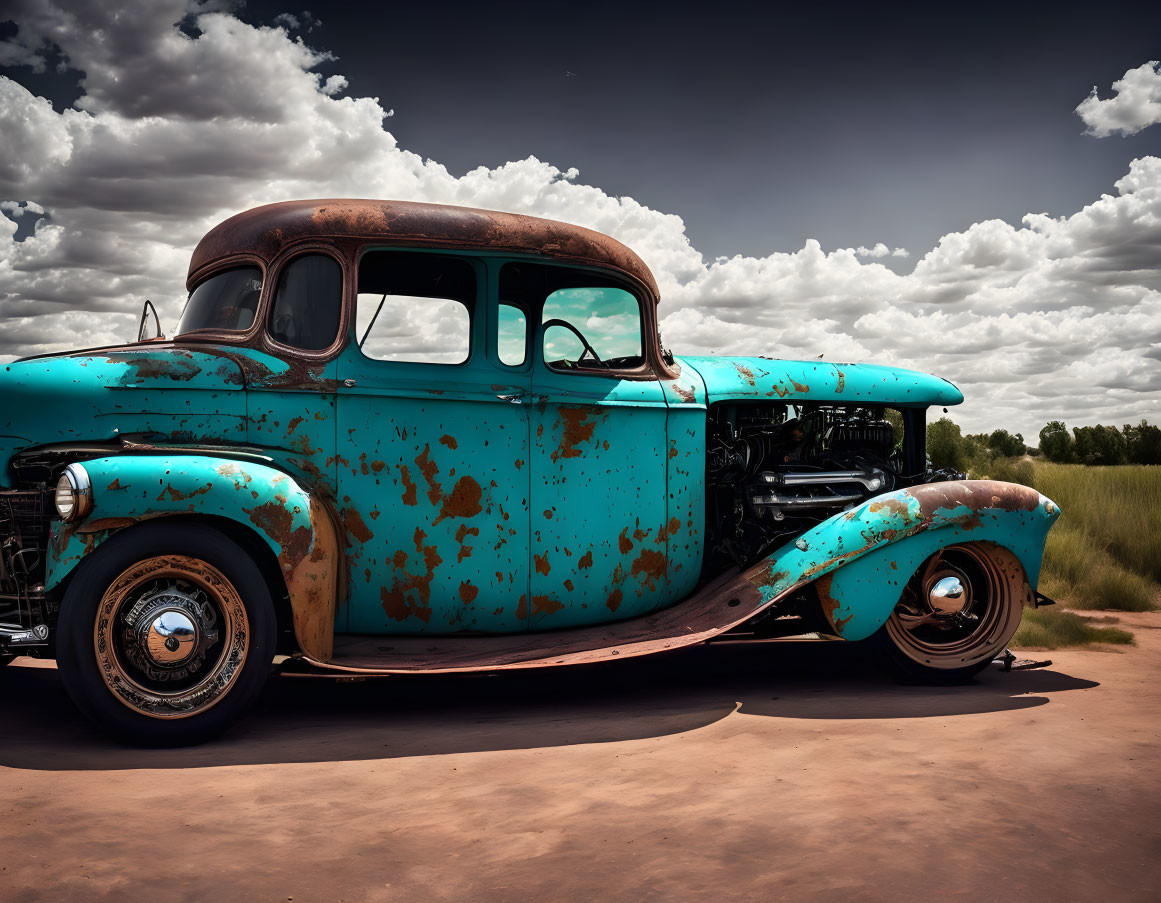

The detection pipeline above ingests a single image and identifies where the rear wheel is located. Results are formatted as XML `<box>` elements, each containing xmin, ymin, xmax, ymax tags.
<box><xmin>57</xmin><ymin>522</ymin><xmax>276</xmax><ymax>745</ymax></box>
<box><xmin>867</xmin><ymin>541</ymin><xmax>1031</xmax><ymax>684</ymax></box>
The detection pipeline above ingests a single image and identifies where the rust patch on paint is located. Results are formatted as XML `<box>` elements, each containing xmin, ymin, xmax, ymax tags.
<box><xmin>415</xmin><ymin>444</ymin><xmax>442</xmax><ymax>505</ymax></box>
<box><xmin>106</xmin><ymin>478</ymin><xmax>128</xmax><ymax>491</ymax></box>
<box><xmin>868</xmin><ymin>498</ymin><xmax>910</xmax><ymax>518</ymax></box>
<box><xmin>551</xmin><ymin>406</ymin><xmax>606</xmax><ymax>462</ymax></box>
<box><xmin>159</xmin><ymin>481</ymin><xmax>213</xmax><ymax>502</ymax></box>
<box><xmin>534</xmin><ymin>553</ymin><xmax>551</xmax><ymax>575</ymax></box>
<box><xmin>815</xmin><ymin>573</ymin><xmax>842</xmax><ymax>630</ymax></box>
<box><xmin>532</xmin><ymin>594</ymin><xmax>564</xmax><ymax>616</ymax></box>
<box><xmin>564</xmin><ymin>579</ymin><xmax>574</xmax><ymax>592</ymax></box>
<box><xmin>440</xmin><ymin>434</ymin><xmax>458</xmax><ymax>450</ymax></box>
<box><xmin>459</xmin><ymin>581</ymin><xmax>478</xmax><ymax>604</ymax></box>
<box><xmin>578</xmin><ymin>550</ymin><xmax>593</xmax><ymax>569</ymax></box>
<box><xmin>734</xmin><ymin>363</ymin><xmax>756</xmax><ymax>386</ymax></box>
<box><xmin>285</xmin><ymin>415</ymin><xmax>305</xmax><ymax>436</ymax></box>
<box><xmin>434</xmin><ymin>476</ymin><xmax>483</xmax><ymax>524</ymax></box>
<box><xmin>397</xmin><ymin>464</ymin><xmax>418</xmax><ymax>506</ymax></box>
<box><xmin>380</xmin><ymin>527</ymin><xmax>441</xmax><ymax>623</ymax></box>
<box><xmin>607</xmin><ymin>588</ymin><xmax>623</xmax><ymax>612</ymax></box>
<box><xmin>343</xmin><ymin>507</ymin><xmax>374</xmax><ymax>544</ymax></box>
<box><xmin>516</xmin><ymin>594</ymin><xmax>528</xmax><ymax>620</ymax></box>
<box><xmin>455</xmin><ymin>523</ymin><xmax>479</xmax><ymax>562</ymax></box>
<box><xmin>618</xmin><ymin>528</ymin><xmax>633</xmax><ymax>554</ymax></box>
<box><xmin>631</xmin><ymin>549</ymin><xmax>667</xmax><ymax>590</ymax></box>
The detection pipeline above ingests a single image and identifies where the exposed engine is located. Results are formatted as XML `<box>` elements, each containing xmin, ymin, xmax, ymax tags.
<box><xmin>706</xmin><ymin>402</ymin><xmax>916</xmax><ymax>572</ymax></box>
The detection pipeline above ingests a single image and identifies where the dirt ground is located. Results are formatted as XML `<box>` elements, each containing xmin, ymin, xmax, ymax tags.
<box><xmin>2</xmin><ymin>613</ymin><xmax>1159</xmax><ymax>903</ymax></box>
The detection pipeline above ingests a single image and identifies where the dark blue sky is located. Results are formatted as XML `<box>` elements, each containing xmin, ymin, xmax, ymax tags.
<box><xmin>5</xmin><ymin>0</ymin><xmax>1161</xmax><ymax>265</ymax></box>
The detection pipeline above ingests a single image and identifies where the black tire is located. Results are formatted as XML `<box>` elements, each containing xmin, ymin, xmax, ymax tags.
<box><xmin>862</xmin><ymin>542</ymin><xmax>1029</xmax><ymax>685</ymax></box>
<box><xmin>57</xmin><ymin>521</ymin><xmax>277</xmax><ymax>745</ymax></box>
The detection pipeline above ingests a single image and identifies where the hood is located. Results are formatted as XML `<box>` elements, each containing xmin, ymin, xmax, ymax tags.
<box><xmin>0</xmin><ymin>346</ymin><xmax>247</xmax><ymax>484</ymax></box>
<box><xmin>677</xmin><ymin>355</ymin><xmax>963</xmax><ymax>407</ymax></box>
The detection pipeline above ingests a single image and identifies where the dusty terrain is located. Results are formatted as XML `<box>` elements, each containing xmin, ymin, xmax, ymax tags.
<box><xmin>2</xmin><ymin>613</ymin><xmax>1159</xmax><ymax>903</ymax></box>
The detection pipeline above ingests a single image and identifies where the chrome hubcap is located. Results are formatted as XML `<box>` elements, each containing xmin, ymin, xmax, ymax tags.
<box><xmin>120</xmin><ymin>585</ymin><xmax>220</xmax><ymax>682</ymax></box>
<box><xmin>95</xmin><ymin>555</ymin><xmax>249</xmax><ymax>719</ymax></box>
<box><xmin>928</xmin><ymin>573</ymin><xmax>970</xmax><ymax>615</ymax></box>
<box><xmin>886</xmin><ymin>543</ymin><xmax>1026</xmax><ymax>670</ymax></box>
<box><xmin>144</xmin><ymin>610</ymin><xmax>199</xmax><ymax>664</ymax></box>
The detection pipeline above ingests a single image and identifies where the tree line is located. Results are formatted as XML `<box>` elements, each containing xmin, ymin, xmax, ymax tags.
<box><xmin>926</xmin><ymin>418</ymin><xmax>1161</xmax><ymax>471</ymax></box>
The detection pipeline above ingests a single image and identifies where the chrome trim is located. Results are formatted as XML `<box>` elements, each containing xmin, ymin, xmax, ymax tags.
<box><xmin>56</xmin><ymin>463</ymin><xmax>94</xmax><ymax>522</ymax></box>
<box><xmin>757</xmin><ymin>470</ymin><xmax>887</xmax><ymax>492</ymax></box>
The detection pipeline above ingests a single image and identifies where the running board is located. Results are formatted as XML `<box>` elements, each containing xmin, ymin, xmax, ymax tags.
<box><xmin>301</xmin><ymin>570</ymin><xmax>768</xmax><ymax>675</ymax></box>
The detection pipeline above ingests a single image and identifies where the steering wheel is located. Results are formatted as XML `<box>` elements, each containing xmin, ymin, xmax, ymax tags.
<box><xmin>542</xmin><ymin>318</ymin><xmax>606</xmax><ymax>368</ymax></box>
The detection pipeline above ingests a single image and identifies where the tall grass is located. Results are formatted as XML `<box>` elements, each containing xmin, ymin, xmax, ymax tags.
<box><xmin>978</xmin><ymin>461</ymin><xmax>1160</xmax><ymax>646</ymax></box>
<box><xmin>1033</xmin><ymin>463</ymin><xmax>1161</xmax><ymax>586</ymax></box>
<box><xmin>1012</xmin><ymin>608</ymin><xmax>1134</xmax><ymax>649</ymax></box>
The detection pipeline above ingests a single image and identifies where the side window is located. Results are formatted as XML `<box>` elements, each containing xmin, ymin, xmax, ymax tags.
<box><xmin>497</xmin><ymin>303</ymin><xmax>528</xmax><ymax>367</ymax></box>
<box><xmin>268</xmin><ymin>254</ymin><xmax>343</xmax><ymax>351</ymax></box>
<box><xmin>357</xmin><ymin>252</ymin><xmax>475</xmax><ymax>365</ymax></box>
<box><xmin>178</xmin><ymin>267</ymin><xmax>262</xmax><ymax>334</ymax></box>
<box><xmin>542</xmin><ymin>286</ymin><xmax>643</xmax><ymax>371</ymax></box>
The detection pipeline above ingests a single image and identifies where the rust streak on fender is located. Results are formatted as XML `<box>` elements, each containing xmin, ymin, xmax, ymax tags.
<box><xmin>342</xmin><ymin>507</ymin><xmax>374</xmax><ymax>544</ymax></box>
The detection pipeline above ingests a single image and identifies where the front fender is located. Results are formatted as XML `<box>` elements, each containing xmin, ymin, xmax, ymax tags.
<box><xmin>46</xmin><ymin>454</ymin><xmax>340</xmax><ymax>660</ymax></box>
<box><xmin>743</xmin><ymin>480</ymin><xmax>1060</xmax><ymax>641</ymax></box>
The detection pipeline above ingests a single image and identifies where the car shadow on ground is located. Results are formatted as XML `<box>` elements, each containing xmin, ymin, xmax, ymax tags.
<box><xmin>0</xmin><ymin>641</ymin><xmax>1097</xmax><ymax>771</ymax></box>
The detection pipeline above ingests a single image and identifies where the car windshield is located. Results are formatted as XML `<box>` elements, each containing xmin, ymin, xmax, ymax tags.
<box><xmin>177</xmin><ymin>267</ymin><xmax>263</xmax><ymax>334</ymax></box>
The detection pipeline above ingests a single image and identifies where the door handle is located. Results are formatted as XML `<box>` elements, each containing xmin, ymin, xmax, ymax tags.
<box><xmin>342</xmin><ymin>379</ymin><xmax>357</xmax><ymax>388</ymax></box>
<box><xmin>496</xmin><ymin>393</ymin><xmax>524</xmax><ymax>404</ymax></box>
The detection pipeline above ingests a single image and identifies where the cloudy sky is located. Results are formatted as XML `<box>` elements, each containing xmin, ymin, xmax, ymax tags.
<box><xmin>1</xmin><ymin>0</ymin><xmax>1159</xmax><ymax>439</ymax></box>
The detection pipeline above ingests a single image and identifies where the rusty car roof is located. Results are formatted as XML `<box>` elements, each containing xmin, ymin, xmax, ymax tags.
<box><xmin>187</xmin><ymin>199</ymin><xmax>660</xmax><ymax>301</ymax></box>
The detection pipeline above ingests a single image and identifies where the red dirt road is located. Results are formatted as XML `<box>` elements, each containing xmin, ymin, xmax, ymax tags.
<box><xmin>2</xmin><ymin>613</ymin><xmax>1159</xmax><ymax>902</ymax></box>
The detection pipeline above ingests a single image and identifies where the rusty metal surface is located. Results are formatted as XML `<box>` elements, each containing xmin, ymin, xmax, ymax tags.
<box><xmin>309</xmin><ymin>568</ymin><xmax>766</xmax><ymax>673</ymax></box>
<box><xmin>45</xmin><ymin>455</ymin><xmax>340</xmax><ymax>661</ymax></box>
<box><xmin>744</xmin><ymin>480</ymin><xmax>1060</xmax><ymax>641</ymax></box>
<box><xmin>187</xmin><ymin>200</ymin><xmax>661</xmax><ymax>302</ymax></box>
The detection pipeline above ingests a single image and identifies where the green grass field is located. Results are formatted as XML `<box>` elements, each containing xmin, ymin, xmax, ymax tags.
<box><xmin>966</xmin><ymin>460</ymin><xmax>1161</xmax><ymax>647</ymax></box>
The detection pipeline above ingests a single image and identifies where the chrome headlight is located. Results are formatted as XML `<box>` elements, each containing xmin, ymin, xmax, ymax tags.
<box><xmin>55</xmin><ymin>463</ymin><xmax>93</xmax><ymax>522</ymax></box>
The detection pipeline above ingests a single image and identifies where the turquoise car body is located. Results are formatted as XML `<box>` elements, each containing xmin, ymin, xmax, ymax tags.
<box><xmin>0</xmin><ymin>200</ymin><xmax>1059</xmax><ymax>669</ymax></box>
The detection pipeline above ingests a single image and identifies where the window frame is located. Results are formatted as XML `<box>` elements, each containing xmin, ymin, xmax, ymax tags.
<box><xmin>261</xmin><ymin>243</ymin><xmax>351</xmax><ymax>362</ymax></box>
<box><xmin>499</xmin><ymin>259</ymin><xmax>657</xmax><ymax>381</ymax></box>
<box><xmin>175</xmin><ymin>254</ymin><xmax>268</xmax><ymax>345</ymax></box>
<box><xmin>264</xmin><ymin>251</ymin><xmax>347</xmax><ymax>355</ymax></box>
<box><xmin>352</xmin><ymin>247</ymin><xmax>482</xmax><ymax>370</ymax></box>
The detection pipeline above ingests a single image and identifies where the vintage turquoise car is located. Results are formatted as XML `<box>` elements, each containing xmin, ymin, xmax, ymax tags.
<box><xmin>0</xmin><ymin>200</ymin><xmax>1060</xmax><ymax>743</ymax></box>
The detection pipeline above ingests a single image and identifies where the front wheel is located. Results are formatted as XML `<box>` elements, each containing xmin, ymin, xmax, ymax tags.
<box><xmin>57</xmin><ymin>522</ymin><xmax>276</xmax><ymax>745</ymax></box>
<box><xmin>865</xmin><ymin>542</ymin><xmax>1032</xmax><ymax>684</ymax></box>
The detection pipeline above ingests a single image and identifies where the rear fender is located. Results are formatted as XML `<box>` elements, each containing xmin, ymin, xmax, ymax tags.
<box><xmin>743</xmin><ymin>480</ymin><xmax>1060</xmax><ymax>641</ymax></box>
<box><xmin>46</xmin><ymin>454</ymin><xmax>340</xmax><ymax>660</ymax></box>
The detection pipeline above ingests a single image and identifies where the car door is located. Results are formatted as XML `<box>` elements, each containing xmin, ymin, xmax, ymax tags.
<box><xmin>507</xmin><ymin>261</ymin><xmax>674</xmax><ymax>629</ymax></box>
<box><xmin>334</xmin><ymin>250</ymin><xmax>530</xmax><ymax>635</ymax></box>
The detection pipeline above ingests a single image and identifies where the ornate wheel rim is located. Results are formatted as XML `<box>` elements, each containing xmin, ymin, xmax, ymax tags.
<box><xmin>93</xmin><ymin>555</ymin><xmax>249</xmax><ymax>719</ymax></box>
<box><xmin>884</xmin><ymin>543</ymin><xmax>1026</xmax><ymax>670</ymax></box>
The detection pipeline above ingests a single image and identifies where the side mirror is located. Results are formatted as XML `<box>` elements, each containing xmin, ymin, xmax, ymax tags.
<box><xmin>136</xmin><ymin>299</ymin><xmax>164</xmax><ymax>342</ymax></box>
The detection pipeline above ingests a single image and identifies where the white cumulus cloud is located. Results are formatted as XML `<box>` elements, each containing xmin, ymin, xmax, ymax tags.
<box><xmin>1076</xmin><ymin>60</ymin><xmax>1161</xmax><ymax>137</ymax></box>
<box><xmin>1</xmin><ymin>2</ymin><xmax>1159</xmax><ymax>439</ymax></box>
